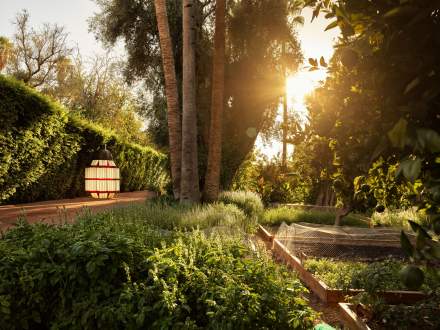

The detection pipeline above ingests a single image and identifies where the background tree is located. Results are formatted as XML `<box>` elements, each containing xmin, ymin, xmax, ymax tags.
<box><xmin>6</xmin><ymin>10</ymin><xmax>72</xmax><ymax>88</ymax></box>
<box><xmin>303</xmin><ymin>0</ymin><xmax>440</xmax><ymax>224</ymax></box>
<box><xmin>47</xmin><ymin>53</ymin><xmax>151</xmax><ymax>144</ymax></box>
<box><xmin>154</xmin><ymin>0</ymin><xmax>182</xmax><ymax>199</ymax></box>
<box><xmin>0</xmin><ymin>37</ymin><xmax>13</xmax><ymax>70</ymax></box>
<box><xmin>90</xmin><ymin>0</ymin><xmax>303</xmax><ymax>192</ymax></box>
<box><xmin>181</xmin><ymin>0</ymin><xmax>200</xmax><ymax>202</ymax></box>
<box><xmin>204</xmin><ymin>0</ymin><xmax>226</xmax><ymax>201</ymax></box>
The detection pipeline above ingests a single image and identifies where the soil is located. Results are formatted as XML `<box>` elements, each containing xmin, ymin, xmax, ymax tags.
<box><xmin>280</xmin><ymin>241</ymin><xmax>407</xmax><ymax>262</ymax></box>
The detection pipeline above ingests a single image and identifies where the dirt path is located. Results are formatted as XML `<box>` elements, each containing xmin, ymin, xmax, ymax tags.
<box><xmin>0</xmin><ymin>191</ymin><xmax>156</xmax><ymax>232</ymax></box>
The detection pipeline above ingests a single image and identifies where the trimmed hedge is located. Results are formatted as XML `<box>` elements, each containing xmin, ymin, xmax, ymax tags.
<box><xmin>0</xmin><ymin>75</ymin><xmax>169</xmax><ymax>203</ymax></box>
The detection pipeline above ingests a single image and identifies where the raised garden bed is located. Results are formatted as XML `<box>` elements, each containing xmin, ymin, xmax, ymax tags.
<box><xmin>338</xmin><ymin>303</ymin><xmax>371</xmax><ymax>330</ymax></box>
<box><xmin>338</xmin><ymin>300</ymin><xmax>440</xmax><ymax>330</ymax></box>
<box><xmin>257</xmin><ymin>225</ymin><xmax>427</xmax><ymax>304</ymax></box>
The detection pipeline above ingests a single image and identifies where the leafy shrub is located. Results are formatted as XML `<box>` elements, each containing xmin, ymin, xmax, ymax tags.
<box><xmin>261</xmin><ymin>207</ymin><xmax>369</xmax><ymax>227</ymax></box>
<box><xmin>368</xmin><ymin>291</ymin><xmax>440</xmax><ymax>330</ymax></box>
<box><xmin>0</xmin><ymin>218</ymin><xmax>316</xmax><ymax>329</ymax></box>
<box><xmin>0</xmin><ymin>75</ymin><xmax>169</xmax><ymax>204</ymax></box>
<box><xmin>304</xmin><ymin>258</ymin><xmax>439</xmax><ymax>292</ymax></box>
<box><xmin>370</xmin><ymin>207</ymin><xmax>429</xmax><ymax>229</ymax></box>
<box><xmin>231</xmin><ymin>155</ymin><xmax>313</xmax><ymax>205</ymax></box>
<box><xmin>218</xmin><ymin>191</ymin><xmax>264</xmax><ymax>223</ymax></box>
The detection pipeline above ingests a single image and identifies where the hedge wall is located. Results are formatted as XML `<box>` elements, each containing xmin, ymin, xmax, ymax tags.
<box><xmin>0</xmin><ymin>75</ymin><xmax>170</xmax><ymax>204</ymax></box>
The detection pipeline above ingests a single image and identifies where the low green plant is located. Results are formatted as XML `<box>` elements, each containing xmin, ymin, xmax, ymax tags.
<box><xmin>261</xmin><ymin>207</ymin><xmax>369</xmax><ymax>227</ymax></box>
<box><xmin>371</xmin><ymin>207</ymin><xmax>429</xmax><ymax>229</ymax></box>
<box><xmin>0</xmin><ymin>217</ymin><xmax>316</xmax><ymax>329</ymax></box>
<box><xmin>218</xmin><ymin>191</ymin><xmax>264</xmax><ymax>223</ymax></box>
<box><xmin>303</xmin><ymin>258</ymin><xmax>439</xmax><ymax>292</ymax></box>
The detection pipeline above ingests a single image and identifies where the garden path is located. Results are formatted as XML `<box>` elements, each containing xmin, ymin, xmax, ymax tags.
<box><xmin>0</xmin><ymin>191</ymin><xmax>156</xmax><ymax>232</ymax></box>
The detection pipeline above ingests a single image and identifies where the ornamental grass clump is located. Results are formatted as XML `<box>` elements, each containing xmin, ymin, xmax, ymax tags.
<box><xmin>0</xmin><ymin>219</ymin><xmax>316</xmax><ymax>329</ymax></box>
<box><xmin>76</xmin><ymin>202</ymin><xmax>250</xmax><ymax>233</ymax></box>
<box><xmin>218</xmin><ymin>191</ymin><xmax>264</xmax><ymax>223</ymax></box>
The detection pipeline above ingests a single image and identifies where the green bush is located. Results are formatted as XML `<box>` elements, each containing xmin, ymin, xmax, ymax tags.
<box><xmin>370</xmin><ymin>207</ymin><xmax>430</xmax><ymax>229</ymax></box>
<box><xmin>0</xmin><ymin>216</ymin><xmax>316</xmax><ymax>329</ymax></box>
<box><xmin>218</xmin><ymin>191</ymin><xmax>264</xmax><ymax>223</ymax></box>
<box><xmin>0</xmin><ymin>75</ymin><xmax>169</xmax><ymax>204</ymax></box>
<box><xmin>303</xmin><ymin>258</ymin><xmax>439</xmax><ymax>292</ymax></box>
<box><xmin>261</xmin><ymin>207</ymin><xmax>369</xmax><ymax>227</ymax></box>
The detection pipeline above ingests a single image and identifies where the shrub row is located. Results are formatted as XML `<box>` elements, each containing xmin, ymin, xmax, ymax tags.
<box><xmin>0</xmin><ymin>75</ymin><xmax>169</xmax><ymax>204</ymax></box>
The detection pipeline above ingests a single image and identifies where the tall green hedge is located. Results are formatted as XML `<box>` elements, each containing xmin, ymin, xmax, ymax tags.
<box><xmin>0</xmin><ymin>75</ymin><xmax>170</xmax><ymax>204</ymax></box>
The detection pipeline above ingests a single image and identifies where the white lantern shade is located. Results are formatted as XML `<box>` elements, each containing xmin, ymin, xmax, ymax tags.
<box><xmin>85</xmin><ymin>159</ymin><xmax>120</xmax><ymax>199</ymax></box>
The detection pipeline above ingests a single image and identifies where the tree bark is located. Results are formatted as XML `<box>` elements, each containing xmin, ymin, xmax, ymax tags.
<box><xmin>335</xmin><ymin>206</ymin><xmax>351</xmax><ymax>226</ymax></box>
<box><xmin>203</xmin><ymin>0</ymin><xmax>226</xmax><ymax>202</ymax></box>
<box><xmin>154</xmin><ymin>0</ymin><xmax>182</xmax><ymax>199</ymax></box>
<box><xmin>181</xmin><ymin>0</ymin><xmax>200</xmax><ymax>203</ymax></box>
<box><xmin>282</xmin><ymin>42</ymin><xmax>288</xmax><ymax>169</ymax></box>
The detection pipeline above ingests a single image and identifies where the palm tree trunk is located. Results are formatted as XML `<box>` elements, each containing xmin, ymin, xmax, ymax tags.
<box><xmin>181</xmin><ymin>0</ymin><xmax>199</xmax><ymax>203</ymax></box>
<box><xmin>203</xmin><ymin>0</ymin><xmax>226</xmax><ymax>202</ymax></box>
<box><xmin>154</xmin><ymin>0</ymin><xmax>182</xmax><ymax>199</ymax></box>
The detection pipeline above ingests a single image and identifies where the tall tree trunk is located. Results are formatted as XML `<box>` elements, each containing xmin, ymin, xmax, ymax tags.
<box><xmin>281</xmin><ymin>42</ymin><xmax>288</xmax><ymax>169</ymax></box>
<box><xmin>154</xmin><ymin>0</ymin><xmax>182</xmax><ymax>199</ymax></box>
<box><xmin>181</xmin><ymin>0</ymin><xmax>200</xmax><ymax>203</ymax></box>
<box><xmin>203</xmin><ymin>0</ymin><xmax>226</xmax><ymax>202</ymax></box>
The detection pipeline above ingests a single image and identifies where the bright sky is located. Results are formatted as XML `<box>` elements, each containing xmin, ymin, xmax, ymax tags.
<box><xmin>0</xmin><ymin>0</ymin><xmax>117</xmax><ymax>58</ymax></box>
<box><xmin>256</xmin><ymin>7</ymin><xmax>340</xmax><ymax>159</ymax></box>
<box><xmin>0</xmin><ymin>2</ymin><xmax>339</xmax><ymax>158</ymax></box>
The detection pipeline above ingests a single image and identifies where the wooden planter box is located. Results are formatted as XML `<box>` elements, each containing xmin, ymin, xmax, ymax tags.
<box><xmin>338</xmin><ymin>303</ymin><xmax>371</xmax><ymax>330</ymax></box>
<box><xmin>257</xmin><ymin>225</ymin><xmax>426</xmax><ymax>304</ymax></box>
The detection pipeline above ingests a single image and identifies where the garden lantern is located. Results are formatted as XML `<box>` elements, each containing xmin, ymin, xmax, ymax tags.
<box><xmin>85</xmin><ymin>146</ymin><xmax>120</xmax><ymax>199</ymax></box>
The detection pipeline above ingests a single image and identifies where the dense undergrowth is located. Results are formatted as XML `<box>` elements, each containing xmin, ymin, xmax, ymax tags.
<box><xmin>0</xmin><ymin>195</ymin><xmax>316</xmax><ymax>329</ymax></box>
<box><xmin>0</xmin><ymin>75</ymin><xmax>169</xmax><ymax>204</ymax></box>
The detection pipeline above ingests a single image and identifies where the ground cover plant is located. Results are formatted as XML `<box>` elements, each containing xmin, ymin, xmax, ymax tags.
<box><xmin>261</xmin><ymin>206</ymin><xmax>369</xmax><ymax>228</ymax></box>
<box><xmin>0</xmin><ymin>201</ymin><xmax>317</xmax><ymax>329</ymax></box>
<box><xmin>303</xmin><ymin>258</ymin><xmax>439</xmax><ymax>293</ymax></box>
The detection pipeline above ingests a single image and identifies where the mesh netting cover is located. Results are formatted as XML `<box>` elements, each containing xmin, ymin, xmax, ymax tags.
<box><xmin>275</xmin><ymin>222</ymin><xmax>414</xmax><ymax>260</ymax></box>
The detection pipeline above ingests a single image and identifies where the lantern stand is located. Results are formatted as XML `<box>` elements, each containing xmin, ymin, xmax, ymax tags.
<box><xmin>85</xmin><ymin>145</ymin><xmax>120</xmax><ymax>199</ymax></box>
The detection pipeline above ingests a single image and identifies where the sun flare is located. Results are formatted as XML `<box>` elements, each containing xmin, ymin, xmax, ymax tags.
<box><xmin>285</xmin><ymin>70</ymin><xmax>326</xmax><ymax>110</ymax></box>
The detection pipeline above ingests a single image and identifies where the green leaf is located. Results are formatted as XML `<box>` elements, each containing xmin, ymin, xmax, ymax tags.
<box><xmin>416</xmin><ymin>128</ymin><xmax>440</xmax><ymax>153</ymax></box>
<box><xmin>384</xmin><ymin>7</ymin><xmax>404</xmax><ymax>18</ymax></box>
<box><xmin>324</xmin><ymin>20</ymin><xmax>339</xmax><ymax>31</ymax></box>
<box><xmin>408</xmin><ymin>220</ymin><xmax>431</xmax><ymax>239</ymax></box>
<box><xmin>308</xmin><ymin>58</ymin><xmax>318</xmax><ymax>67</ymax></box>
<box><xmin>399</xmin><ymin>158</ymin><xmax>422</xmax><ymax>183</ymax></box>
<box><xmin>292</xmin><ymin>16</ymin><xmax>305</xmax><ymax>25</ymax></box>
<box><xmin>400</xmin><ymin>230</ymin><xmax>414</xmax><ymax>257</ymax></box>
<box><xmin>319</xmin><ymin>56</ymin><xmax>328</xmax><ymax>67</ymax></box>
<box><xmin>404</xmin><ymin>77</ymin><xmax>420</xmax><ymax>94</ymax></box>
<box><xmin>388</xmin><ymin>118</ymin><xmax>407</xmax><ymax>148</ymax></box>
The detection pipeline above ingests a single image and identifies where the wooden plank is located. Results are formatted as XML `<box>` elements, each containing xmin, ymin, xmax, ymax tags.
<box><xmin>338</xmin><ymin>303</ymin><xmax>371</xmax><ymax>330</ymax></box>
<box><xmin>271</xmin><ymin>238</ymin><xmax>330</xmax><ymax>302</ymax></box>
<box><xmin>257</xmin><ymin>225</ymin><xmax>273</xmax><ymax>243</ymax></box>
